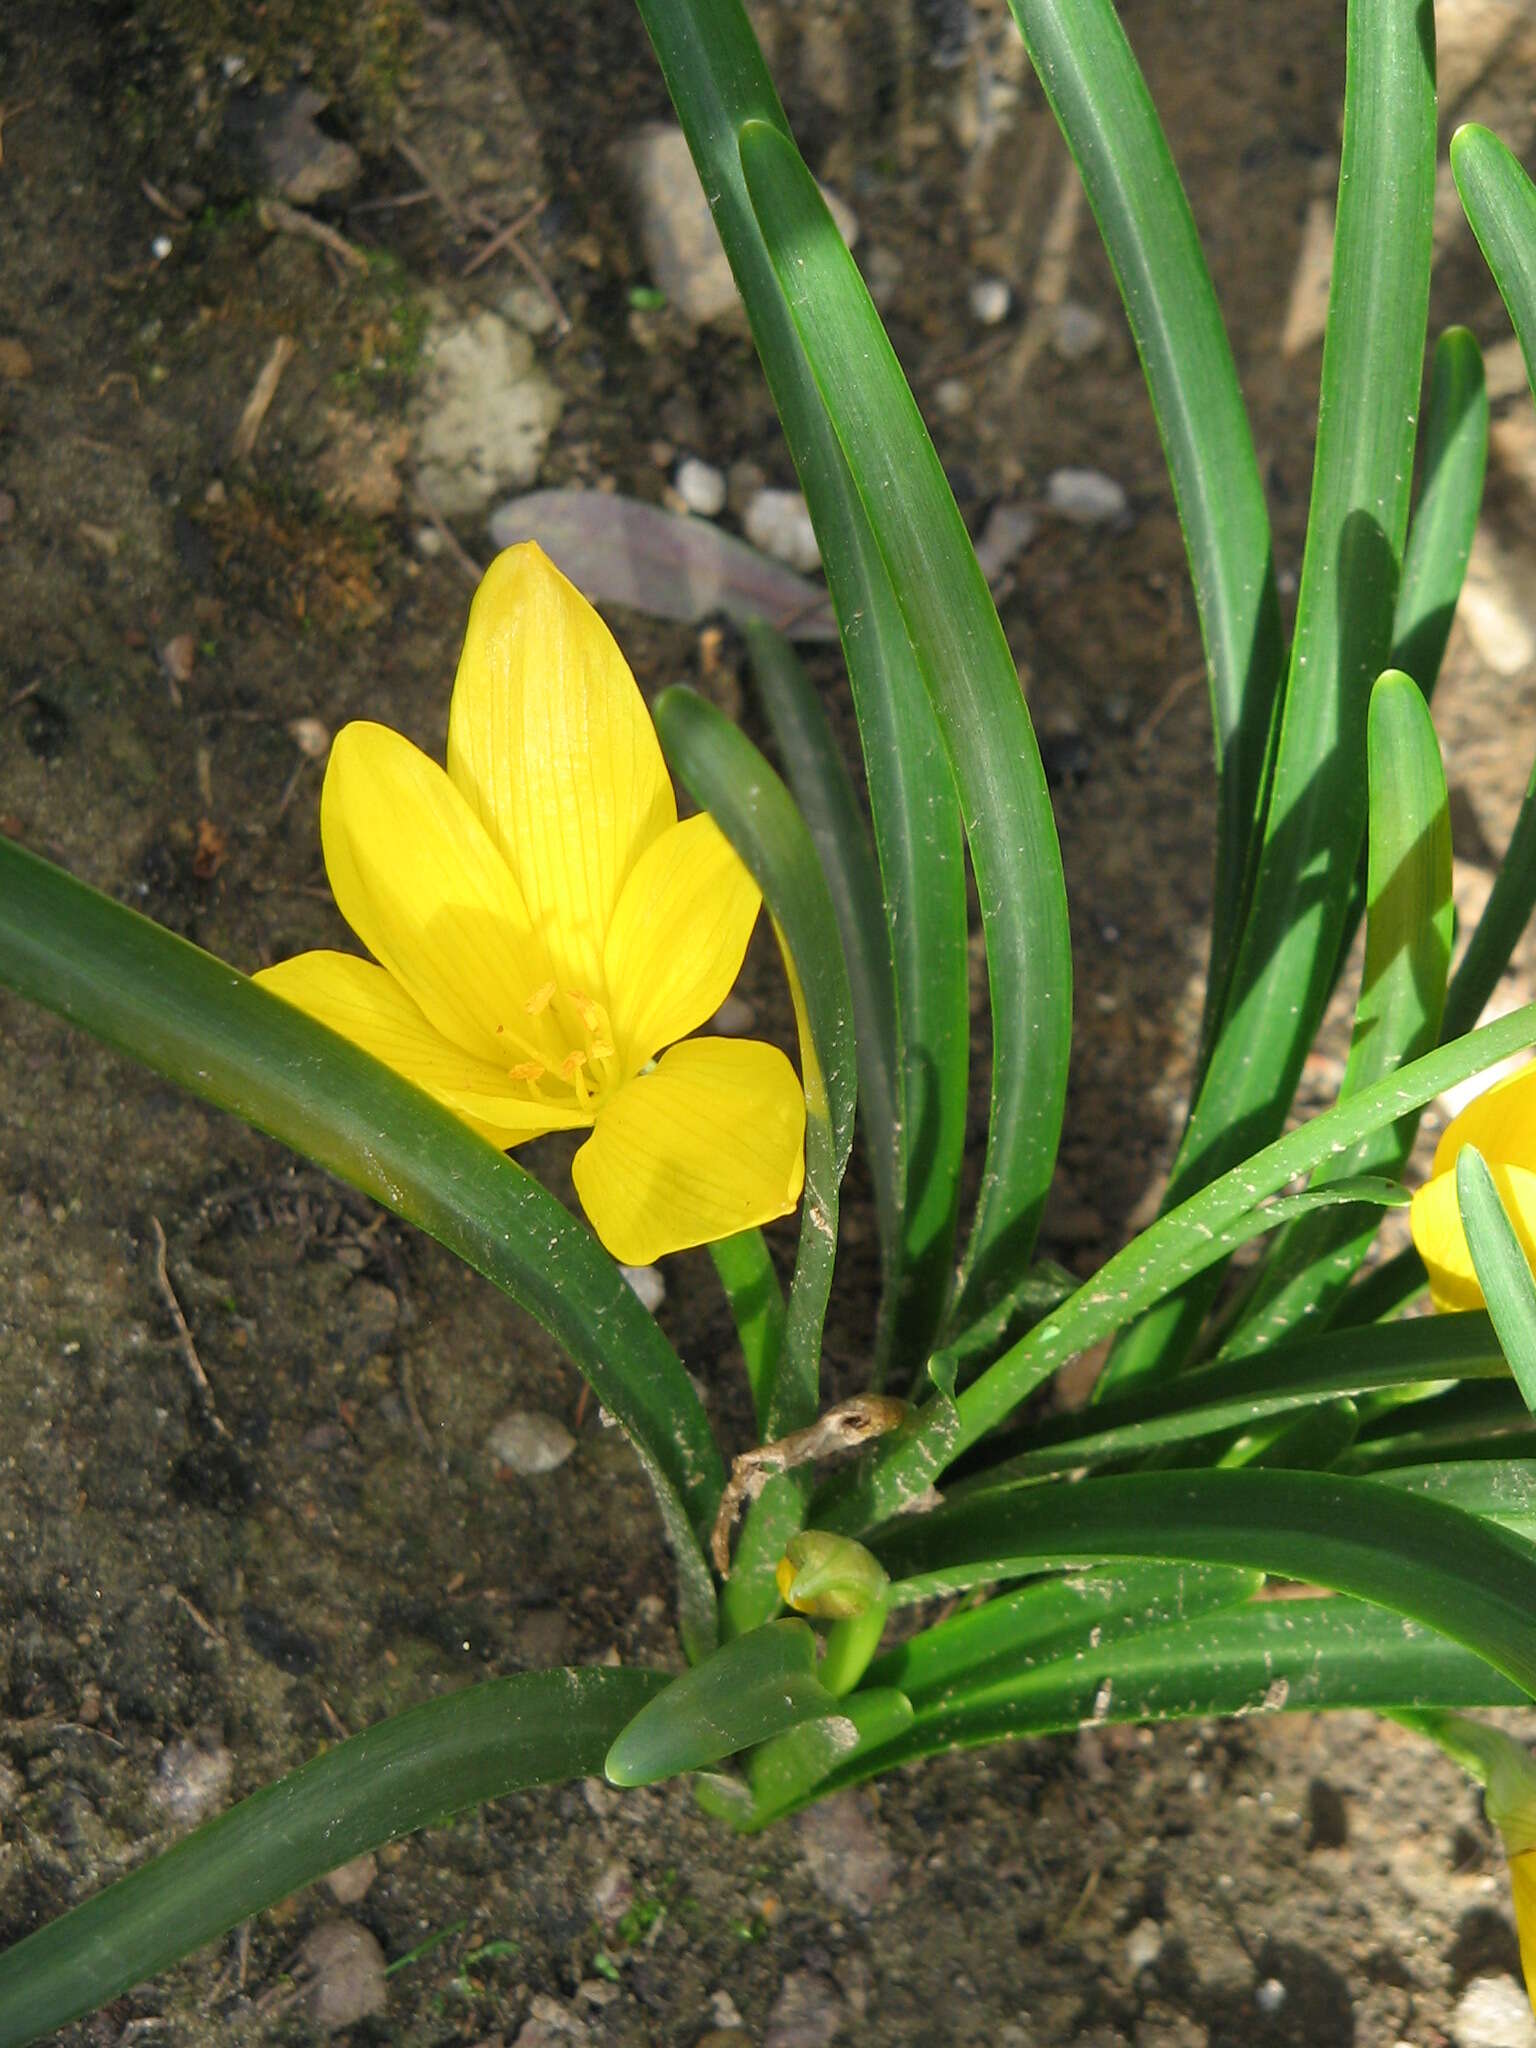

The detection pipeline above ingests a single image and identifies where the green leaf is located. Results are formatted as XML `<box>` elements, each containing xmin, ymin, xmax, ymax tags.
<box><xmin>735</xmin><ymin>1686</ymin><xmax>915</xmax><ymax>1830</ymax></box>
<box><xmin>1105</xmin><ymin>0</ymin><xmax>1438</xmax><ymax>1392</ymax></box>
<box><xmin>739</xmin><ymin>117</ymin><xmax>1073</xmax><ymax>1320</ymax></box>
<box><xmin>655</xmin><ymin>685</ymin><xmax>854</xmax><ymax>1443</ymax></box>
<box><xmin>870</xmin><ymin>1562</ymin><xmax>1259</xmax><ymax>1700</ymax></box>
<box><xmin>970</xmin><ymin>1312</ymin><xmax>1504</xmax><ymax>1484</ymax></box>
<box><xmin>0</xmin><ymin>838</ymin><xmax>722</xmax><ymax>1660</ymax></box>
<box><xmin>870</xmin><ymin>1467</ymin><xmax>1536</xmax><ymax>1699</ymax></box>
<box><xmin>1392</xmin><ymin>327</ymin><xmax>1489</xmax><ymax>695</ymax></box>
<box><xmin>636</xmin><ymin>0</ymin><xmax>970</xmax><ymax>1383</ymax></box>
<box><xmin>709</xmin><ymin>1229</ymin><xmax>787</xmax><ymax>1431</ymax></box>
<box><xmin>1226</xmin><ymin>670</ymin><xmax>1452</xmax><ymax>1349</ymax></box>
<box><xmin>1457</xmin><ymin>1145</ymin><xmax>1536</xmax><ymax>1410</ymax></box>
<box><xmin>604</xmin><ymin>1620</ymin><xmax>833</xmax><ymax>1786</ymax></box>
<box><xmin>0</xmin><ymin>1668</ymin><xmax>664</xmax><ymax>2048</ymax></box>
<box><xmin>819</xmin><ymin>1598</ymin><xmax>1522</xmax><ymax>1794</ymax></box>
<box><xmin>1343</xmin><ymin>1378</ymin><xmax>1536</xmax><ymax>1471</ymax></box>
<box><xmin>1453</xmin><ymin>123</ymin><xmax>1536</xmax><ymax>405</ymax></box>
<box><xmin>833</xmin><ymin>999</ymin><xmax>1536</xmax><ymax>1535</ymax></box>
<box><xmin>740</xmin><ymin>623</ymin><xmax>924</xmax><ymax>1377</ymax></box>
<box><xmin>1004</xmin><ymin>0</ymin><xmax>1284</xmax><ymax>1056</ymax></box>
<box><xmin>1382</xmin><ymin>1459</ymin><xmax>1536</xmax><ymax>1540</ymax></box>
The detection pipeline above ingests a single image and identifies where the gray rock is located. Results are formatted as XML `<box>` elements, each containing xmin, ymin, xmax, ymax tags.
<box><xmin>1125</xmin><ymin>1917</ymin><xmax>1163</xmax><ymax>1975</ymax></box>
<box><xmin>795</xmin><ymin>1790</ymin><xmax>897</xmax><ymax>1914</ymax></box>
<box><xmin>412</xmin><ymin>311</ymin><xmax>563</xmax><ymax>517</ymax></box>
<box><xmin>969</xmin><ymin>275</ymin><xmax>1012</xmax><ymax>325</ymax></box>
<box><xmin>1046</xmin><ymin>466</ymin><xmax>1129</xmax><ymax>526</ymax></box>
<box><xmin>975</xmin><ymin>501</ymin><xmax>1039</xmax><ymax>583</ymax></box>
<box><xmin>743</xmin><ymin>487</ymin><xmax>821</xmax><ymax>574</ymax></box>
<box><xmin>765</xmin><ymin>1969</ymin><xmax>846</xmax><ymax>2048</ymax></box>
<box><xmin>1052</xmin><ymin>301</ymin><xmax>1109</xmax><ymax>360</ymax></box>
<box><xmin>620</xmin><ymin>124</ymin><xmax>856</xmax><ymax>327</ymax></box>
<box><xmin>299</xmin><ymin>1920</ymin><xmax>387</xmax><ymax>2031</ymax></box>
<box><xmin>675</xmin><ymin>456</ymin><xmax>728</xmax><ymax>517</ymax></box>
<box><xmin>499</xmin><ymin>281</ymin><xmax>559</xmax><ymax>338</ymax></box>
<box><xmin>486</xmin><ymin>1408</ymin><xmax>576</xmax><ymax>1475</ymax></box>
<box><xmin>1451</xmin><ymin>1976</ymin><xmax>1536</xmax><ymax>2048</ymax></box>
<box><xmin>250</xmin><ymin>86</ymin><xmax>360</xmax><ymax>206</ymax></box>
<box><xmin>151</xmin><ymin>1739</ymin><xmax>233</xmax><ymax>1826</ymax></box>
<box><xmin>1254</xmin><ymin>1977</ymin><xmax>1286</xmax><ymax>2016</ymax></box>
<box><xmin>620</xmin><ymin>1263</ymin><xmax>666</xmax><ymax>1312</ymax></box>
<box><xmin>324</xmin><ymin>1852</ymin><xmax>377</xmax><ymax>1905</ymax></box>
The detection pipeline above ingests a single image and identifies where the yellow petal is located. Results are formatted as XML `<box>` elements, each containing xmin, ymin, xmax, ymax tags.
<box><xmin>1410</xmin><ymin>1158</ymin><xmax>1536</xmax><ymax>1312</ymax></box>
<box><xmin>446</xmin><ymin>543</ymin><xmax>676</xmax><ymax>994</ymax></box>
<box><xmin>321</xmin><ymin>720</ymin><xmax>560</xmax><ymax>1067</ymax></box>
<box><xmin>1432</xmin><ymin>1058</ymin><xmax>1536</xmax><ymax>1176</ymax></box>
<box><xmin>571</xmin><ymin>1037</ymin><xmax>806</xmax><ymax>1264</ymax></box>
<box><xmin>1511</xmin><ymin>1848</ymin><xmax>1536</xmax><ymax>2015</ymax></box>
<box><xmin>255</xmin><ymin>951</ymin><xmax>588</xmax><ymax>1143</ymax></box>
<box><xmin>603</xmin><ymin>813</ymin><xmax>762</xmax><ymax>1065</ymax></box>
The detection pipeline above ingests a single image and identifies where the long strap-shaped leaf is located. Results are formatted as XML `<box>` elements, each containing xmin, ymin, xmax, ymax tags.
<box><xmin>1440</xmin><ymin>126</ymin><xmax>1536</xmax><ymax>1038</ymax></box>
<box><xmin>1223</xmin><ymin>671</ymin><xmax>1453</xmax><ymax>1349</ymax></box>
<box><xmin>0</xmin><ymin>1667</ymin><xmax>664</xmax><ymax>2048</ymax></box>
<box><xmin>740</xmin><ymin>623</ymin><xmax>908</xmax><ymax>1379</ymax></box>
<box><xmin>1005</xmin><ymin>0</ymin><xmax>1284</xmax><ymax>1054</ymax></box>
<box><xmin>656</xmin><ymin>689</ymin><xmax>857</xmax><ymax>1638</ymax></box>
<box><xmin>656</xmin><ymin>686</ymin><xmax>855</xmax><ymax>1441</ymax></box>
<box><xmin>1457</xmin><ymin>1146</ymin><xmax>1536</xmax><ymax>1410</ymax></box>
<box><xmin>0</xmin><ymin>838</ymin><xmax>723</xmax><ymax>1661</ymax></box>
<box><xmin>1392</xmin><ymin>327</ymin><xmax>1489</xmax><ymax>696</ymax></box>
<box><xmin>824</xmin><ymin>999</ymin><xmax>1536</xmax><ymax>1532</ymax></box>
<box><xmin>1105</xmin><ymin>0</ymin><xmax>1437</xmax><ymax>1391</ymax></box>
<box><xmin>820</xmin><ymin>1598</ymin><xmax>1521</xmax><ymax>1799</ymax></box>
<box><xmin>636</xmin><ymin>0</ymin><xmax>969</xmax><ymax>1371</ymax></box>
<box><xmin>740</xmin><ymin>119</ymin><xmax>1073</xmax><ymax>1319</ymax></box>
<box><xmin>870</xmin><ymin>1467</ymin><xmax>1536</xmax><ymax>1699</ymax></box>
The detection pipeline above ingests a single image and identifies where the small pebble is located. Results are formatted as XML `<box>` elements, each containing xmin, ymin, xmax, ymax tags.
<box><xmin>933</xmin><ymin>376</ymin><xmax>971</xmax><ymax>416</ymax></box>
<box><xmin>486</xmin><ymin>1408</ymin><xmax>576</xmax><ymax>1475</ymax></box>
<box><xmin>151</xmin><ymin>234</ymin><xmax>173</xmax><ymax>261</ymax></box>
<box><xmin>288</xmin><ymin>715</ymin><xmax>331</xmax><ymax>760</ymax></box>
<box><xmin>711</xmin><ymin>992</ymin><xmax>755</xmax><ymax>1035</ymax></box>
<box><xmin>300</xmin><ymin>1921</ymin><xmax>387</xmax><ymax>2031</ymax></box>
<box><xmin>324</xmin><ymin>1852</ymin><xmax>377</xmax><ymax>1905</ymax></box>
<box><xmin>675</xmin><ymin>455</ymin><xmax>727</xmax><ymax>517</ymax></box>
<box><xmin>974</xmin><ymin>501</ymin><xmax>1039</xmax><ymax>583</ymax></box>
<box><xmin>1254</xmin><ymin>1978</ymin><xmax>1287</xmax><ymax>2017</ymax></box>
<box><xmin>499</xmin><ymin>281</ymin><xmax>559</xmax><ymax>337</ymax></box>
<box><xmin>620</xmin><ymin>1263</ymin><xmax>666</xmax><ymax>1312</ymax></box>
<box><xmin>1052</xmin><ymin>301</ymin><xmax>1108</xmax><ymax>360</ymax></box>
<box><xmin>1125</xmin><ymin>1918</ymin><xmax>1163</xmax><ymax>1975</ymax></box>
<box><xmin>160</xmin><ymin>633</ymin><xmax>197</xmax><ymax>685</ymax></box>
<box><xmin>1046</xmin><ymin>466</ymin><xmax>1129</xmax><ymax>525</ymax></box>
<box><xmin>743</xmin><ymin>486</ymin><xmax>821</xmax><ymax>574</ymax></box>
<box><xmin>1451</xmin><ymin>1975</ymin><xmax>1536</xmax><ymax>2048</ymax></box>
<box><xmin>968</xmin><ymin>275</ymin><xmax>1012</xmax><ymax>325</ymax></box>
<box><xmin>413</xmin><ymin>523</ymin><xmax>445</xmax><ymax>558</ymax></box>
<box><xmin>151</xmin><ymin>1739</ymin><xmax>234</xmax><ymax>1826</ymax></box>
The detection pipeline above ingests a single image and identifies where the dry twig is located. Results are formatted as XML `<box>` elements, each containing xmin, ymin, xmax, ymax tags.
<box><xmin>150</xmin><ymin>1215</ymin><xmax>231</xmax><ymax>1439</ymax></box>
<box><xmin>710</xmin><ymin>1395</ymin><xmax>908</xmax><ymax>1574</ymax></box>
<box><xmin>258</xmin><ymin>196</ymin><xmax>368</xmax><ymax>273</ymax></box>
<box><xmin>230</xmin><ymin>336</ymin><xmax>297</xmax><ymax>461</ymax></box>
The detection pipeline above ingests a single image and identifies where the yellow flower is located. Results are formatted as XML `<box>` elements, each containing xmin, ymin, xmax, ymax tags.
<box><xmin>1512</xmin><ymin>1848</ymin><xmax>1536</xmax><ymax>2012</ymax></box>
<box><xmin>1410</xmin><ymin>1062</ymin><xmax>1536</xmax><ymax>1310</ymax></box>
<box><xmin>256</xmin><ymin>542</ymin><xmax>805</xmax><ymax>1265</ymax></box>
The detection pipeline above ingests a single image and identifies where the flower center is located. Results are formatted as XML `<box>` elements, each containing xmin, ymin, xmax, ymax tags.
<box><xmin>496</xmin><ymin>982</ymin><xmax>621</xmax><ymax>1114</ymax></box>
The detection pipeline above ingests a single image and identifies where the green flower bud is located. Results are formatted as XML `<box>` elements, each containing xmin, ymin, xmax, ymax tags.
<box><xmin>775</xmin><ymin>1531</ymin><xmax>889</xmax><ymax>1620</ymax></box>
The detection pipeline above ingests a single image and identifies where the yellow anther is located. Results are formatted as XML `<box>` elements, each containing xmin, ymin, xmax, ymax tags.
<box><xmin>590</xmin><ymin>1040</ymin><xmax>615</xmax><ymax>1063</ymax></box>
<box><xmin>507</xmin><ymin>1060</ymin><xmax>545</xmax><ymax>1083</ymax></box>
<box><xmin>567</xmin><ymin>989</ymin><xmax>603</xmax><ymax>1034</ymax></box>
<box><xmin>560</xmin><ymin>1050</ymin><xmax>588</xmax><ymax>1082</ymax></box>
<box><xmin>524</xmin><ymin>980</ymin><xmax>556</xmax><ymax>1016</ymax></box>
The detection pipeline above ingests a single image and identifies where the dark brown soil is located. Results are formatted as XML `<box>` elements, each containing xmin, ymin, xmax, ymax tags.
<box><xmin>4</xmin><ymin>0</ymin><xmax>1536</xmax><ymax>2041</ymax></box>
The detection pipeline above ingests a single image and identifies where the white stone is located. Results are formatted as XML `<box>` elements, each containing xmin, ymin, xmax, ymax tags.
<box><xmin>300</xmin><ymin>1921</ymin><xmax>387</xmax><ymax>2031</ymax></box>
<box><xmin>324</xmin><ymin>1852</ymin><xmax>377</xmax><ymax>1905</ymax></box>
<box><xmin>969</xmin><ymin>275</ymin><xmax>1012</xmax><ymax>325</ymax></box>
<box><xmin>1046</xmin><ymin>466</ymin><xmax>1129</xmax><ymax>525</ymax></box>
<box><xmin>1053</xmin><ymin>300</ymin><xmax>1109</xmax><ymax>360</ymax></box>
<box><xmin>675</xmin><ymin>455</ymin><xmax>728</xmax><ymax>517</ymax></box>
<box><xmin>620</xmin><ymin>124</ymin><xmax>855</xmax><ymax>327</ymax></box>
<box><xmin>711</xmin><ymin>993</ymin><xmax>755</xmax><ymax>1035</ymax></box>
<box><xmin>975</xmin><ymin>501</ymin><xmax>1039</xmax><ymax>583</ymax></box>
<box><xmin>1125</xmin><ymin>1918</ymin><xmax>1163</xmax><ymax>1974</ymax></box>
<box><xmin>934</xmin><ymin>376</ymin><xmax>971</xmax><ymax>416</ymax></box>
<box><xmin>1451</xmin><ymin>1974</ymin><xmax>1536</xmax><ymax>2048</ymax></box>
<box><xmin>1255</xmin><ymin>1977</ymin><xmax>1287</xmax><ymax>2016</ymax></box>
<box><xmin>486</xmin><ymin>1408</ymin><xmax>576</xmax><ymax>1475</ymax></box>
<box><xmin>744</xmin><ymin>486</ymin><xmax>821</xmax><ymax>573</ymax></box>
<box><xmin>620</xmin><ymin>1263</ymin><xmax>666</xmax><ymax>1312</ymax></box>
<box><xmin>411</xmin><ymin>310</ymin><xmax>562</xmax><ymax>517</ymax></box>
<box><xmin>151</xmin><ymin>1740</ymin><xmax>233</xmax><ymax>1826</ymax></box>
<box><xmin>499</xmin><ymin>281</ymin><xmax>559</xmax><ymax>337</ymax></box>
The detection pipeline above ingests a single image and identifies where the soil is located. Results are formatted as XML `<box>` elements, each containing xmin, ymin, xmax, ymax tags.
<box><xmin>4</xmin><ymin>0</ymin><xmax>1536</xmax><ymax>2043</ymax></box>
